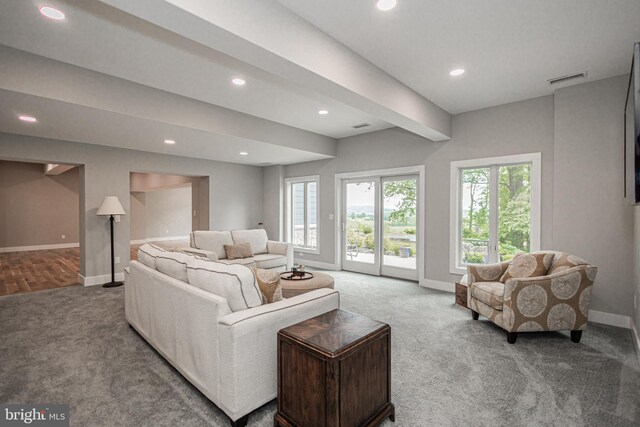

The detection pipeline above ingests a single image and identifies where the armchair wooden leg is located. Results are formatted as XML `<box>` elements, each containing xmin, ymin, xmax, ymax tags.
<box><xmin>230</xmin><ymin>414</ymin><xmax>248</xmax><ymax>427</ymax></box>
<box><xmin>471</xmin><ymin>310</ymin><xmax>479</xmax><ymax>320</ymax></box>
<box><xmin>507</xmin><ymin>332</ymin><xmax>517</xmax><ymax>344</ymax></box>
<box><xmin>570</xmin><ymin>330</ymin><xmax>582</xmax><ymax>343</ymax></box>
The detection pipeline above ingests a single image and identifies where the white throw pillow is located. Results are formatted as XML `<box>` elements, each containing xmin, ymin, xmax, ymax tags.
<box><xmin>192</xmin><ymin>231</ymin><xmax>234</xmax><ymax>259</ymax></box>
<box><xmin>231</xmin><ymin>229</ymin><xmax>269</xmax><ymax>255</ymax></box>
<box><xmin>137</xmin><ymin>243</ymin><xmax>165</xmax><ymax>269</ymax></box>
<box><xmin>186</xmin><ymin>257</ymin><xmax>263</xmax><ymax>312</ymax></box>
<box><xmin>155</xmin><ymin>251</ymin><xmax>194</xmax><ymax>283</ymax></box>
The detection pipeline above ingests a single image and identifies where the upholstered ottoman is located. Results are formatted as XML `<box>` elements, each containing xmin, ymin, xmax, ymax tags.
<box><xmin>281</xmin><ymin>271</ymin><xmax>335</xmax><ymax>298</ymax></box>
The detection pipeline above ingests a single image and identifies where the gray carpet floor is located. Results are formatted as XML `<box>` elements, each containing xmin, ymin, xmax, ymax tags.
<box><xmin>1</xmin><ymin>270</ymin><xmax>639</xmax><ymax>426</ymax></box>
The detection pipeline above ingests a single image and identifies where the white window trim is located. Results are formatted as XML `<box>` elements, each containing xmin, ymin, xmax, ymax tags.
<box><xmin>285</xmin><ymin>175</ymin><xmax>320</xmax><ymax>254</ymax></box>
<box><xmin>449</xmin><ymin>153</ymin><xmax>541</xmax><ymax>275</ymax></box>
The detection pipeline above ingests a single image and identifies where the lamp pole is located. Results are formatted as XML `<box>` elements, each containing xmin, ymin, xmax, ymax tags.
<box><xmin>103</xmin><ymin>214</ymin><xmax>123</xmax><ymax>288</ymax></box>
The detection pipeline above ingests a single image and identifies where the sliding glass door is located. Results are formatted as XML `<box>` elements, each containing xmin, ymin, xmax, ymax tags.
<box><xmin>342</xmin><ymin>175</ymin><xmax>419</xmax><ymax>280</ymax></box>
<box><xmin>342</xmin><ymin>179</ymin><xmax>380</xmax><ymax>275</ymax></box>
<box><xmin>381</xmin><ymin>176</ymin><xmax>417</xmax><ymax>280</ymax></box>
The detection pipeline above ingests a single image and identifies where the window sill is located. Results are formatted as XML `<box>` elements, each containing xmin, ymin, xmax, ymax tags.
<box><xmin>450</xmin><ymin>265</ymin><xmax>467</xmax><ymax>276</ymax></box>
<box><xmin>294</xmin><ymin>247</ymin><xmax>320</xmax><ymax>255</ymax></box>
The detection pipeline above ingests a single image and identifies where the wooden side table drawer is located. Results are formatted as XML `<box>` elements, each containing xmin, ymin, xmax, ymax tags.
<box><xmin>455</xmin><ymin>282</ymin><xmax>468</xmax><ymax>308</ymax></box>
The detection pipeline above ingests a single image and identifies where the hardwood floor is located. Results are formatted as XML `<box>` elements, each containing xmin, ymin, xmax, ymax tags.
<box><xmin>0</xmin><ymin>248</ymin><xmax>80</xmax><ymax>296</ymax></box>
<box><xmin>0</xmin><ymin>240</ymin><xmax>189</xmax><ymax>297</ymax></box>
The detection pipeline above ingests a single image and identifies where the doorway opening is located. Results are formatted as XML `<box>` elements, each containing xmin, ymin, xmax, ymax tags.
<box><xmin>129</xmin><ymin>172</ymin><xmax>208</xmax><ymax>257</ymax></box>
<box><xmin>0</xmin><ymin>160</ymin><xmax>81</xmax><ymax>295</ymax></box>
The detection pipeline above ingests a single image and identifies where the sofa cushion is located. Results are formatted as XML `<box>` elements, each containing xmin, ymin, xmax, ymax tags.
<box><xmin>231</xmin><ymin>229</ymin><xmax>269</xmax><ymax>255</ymax></box>
<box><xmin>137</xmin><ymin>243</ymin><xmax>165</xmax><ymax>269</ymax></box>
<box><xmin>224</xmin><ymin>242</ymin><xmax>253</xmax><ymax>260</ymax></box>
<box><xmin>155</xmin><ymin>251</ymin><xmax>194</xmax><ymax>282</ymax></box>
<box><xmin>186</xmin><ymin>258</ymin><xmax>262</xmax><ymax>312</ymax></box>
<box><xmin>253</xmin><ymin>253</ymin><xmax>288</xmax><ymax>270</ymax></box>
<box><xmin>547</xmin><ymin>252</ymin><xmax>589</xmax><ymax>275</ymax></box>
<box><xmin>217</xmin><ymin>258</ymin><xmax>257</xmax><ymax>267</ymax></box>
<box><xmin>470</xmin><ymin>281</ymin><xmax>505</xmax><ymax>310</ymax></box>
<box><xmin>500</xmin><ymin>252</ymin><xmax>554</xmax><ymax>283</ymax></box>
<box><xmin>251</xmin><ymin>267</ymin><xmax>283</xmax><ymax>304</ymax></box>
<box><xmin>192</xmin><ymin>231</ymin><xmax>234</xmax><ymax>259</ymax></box>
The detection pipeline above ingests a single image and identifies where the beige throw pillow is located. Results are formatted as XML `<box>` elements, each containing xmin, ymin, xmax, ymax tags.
<box><xmin>251</xmin><ymin>267</ymin><xmax>283</xmax><ymax>303</ymax></box>
<box><xmin>500</xmin><ymin>252</ymin><xmax>554</xmax><ymax>283</ymax></box>
<box><xmin>224</xmin><ymin>242</ymin><xmax>254</xmax><ymax>260</ymax></box>
<box><xmin>547</xmin><ymin>253</ymin><xmax>588</xmax><ymax>275</ymax></box>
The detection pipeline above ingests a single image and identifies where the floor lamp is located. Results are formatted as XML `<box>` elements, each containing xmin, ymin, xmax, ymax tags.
<box><xmin>97</xmin><ymin>196</ymin><xmax>126</xmax><ymax>288</ymax></box>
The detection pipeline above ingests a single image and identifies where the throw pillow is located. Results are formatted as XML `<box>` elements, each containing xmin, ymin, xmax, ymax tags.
<box><xmin>224</xmin><ymin>242</ymin><xmax>254</xmax><ymax>260</ymax></box>
<box><xmin>251</xmin><ymin>267</ymin><xmax>283</xmax><ymax>303</ymax></box>
<box><xmin>547</xmin><ymin>253</ymin><xmax>588</xmax><ymax>275</ymax></box>
<box><xmin>500</xmin><ymin>252</ymin><xmax>554</xmax><ymax>283</ymax></box>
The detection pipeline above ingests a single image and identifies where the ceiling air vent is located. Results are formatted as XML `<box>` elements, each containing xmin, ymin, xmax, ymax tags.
<box><xmin>547</xmin><ymin>71</ymin><xmax>587</xmax><ymax>86</ymax></box>
<box><xmin>352</xmin><ymin>123</ymin><xmax>371</xmax><ymax>129</ymax></box>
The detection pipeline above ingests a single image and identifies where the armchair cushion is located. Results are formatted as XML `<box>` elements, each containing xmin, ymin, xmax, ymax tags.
<box><xmin>500</xmin><ymin>252</ymin><xmax>554</xmax><ymax>283</ymax></box>
<box><xmin>470</xmin><ymin>282</ymin><xmax>505</xmax><ymax>310</ymax></box>
<box><xmin>467</xmin><ymin>261</ymin><xmax>510</xmax><ymax>283</ymax></box>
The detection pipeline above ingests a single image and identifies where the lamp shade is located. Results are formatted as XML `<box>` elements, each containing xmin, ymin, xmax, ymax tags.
<box><xmin>96</xmin><ymin>196</ymin><xmax>126</xmax><ymax>216</ymax></box>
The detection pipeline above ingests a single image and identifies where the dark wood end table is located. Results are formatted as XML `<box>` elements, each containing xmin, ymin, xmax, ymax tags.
<box><xmin>275</xmin><ymin>309</ymin><xmax>395</xmax><ymax>427</ymax></box>
<box><xmin>455</xmin><ymin>281</ymin><xmax>468</xmax><ymax>309</ymax></box>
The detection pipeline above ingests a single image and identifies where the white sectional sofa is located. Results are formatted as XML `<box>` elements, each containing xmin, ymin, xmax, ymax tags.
<box><xmin>125</xmin><ymin>244</ymin><xmax>340</xmax><ymax>427</ymax></box>
<box><xmin>180</xmin><ymin>229</ymin><xmax>293</xmax><ymax>271</ymax></box>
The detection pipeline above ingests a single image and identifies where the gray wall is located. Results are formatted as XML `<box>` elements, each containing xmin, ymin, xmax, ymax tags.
<box><xmin>283</xmin><ymin>94</ymin><xmax>555</xmax><ymax>276</ymax></box>
<box><xmin>280</xmin><ymin>76</ymin><xmax>633</xmax><ymax>318</ymax></box>
<box><xmin>130</xmin><ymin>186</ymin><xmax>192</xmax><ymax>240</ymax></box>
<box><xmin>129</xmin><ymin>192</ymin><xmax>146</xmax><ymax>241</ymax></box>
<box><xmin>0</xmin><ymin>160</ymin><xmax>79</xmax><ymax>248</ymax></box>
<box><xmin>262</xmin><ymin>165</ymin><xmax>284</xmax><ymax>241</ymax></box>
<box><xmin>553</xmin><ymin>76</ymin><xmax>633</xmax><ymax>318</ymax></box>
<box><xmin>0</xmin><ymin>133</ymin><xmax>263</xmax><ymax>280</ymax></box>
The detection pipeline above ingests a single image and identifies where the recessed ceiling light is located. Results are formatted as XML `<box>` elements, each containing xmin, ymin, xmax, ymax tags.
<box><xmin>164</xmin><ymin>139</ymin><xmax>176</xmax><ymax>145</ymax></box>
<box><xmin>449</xmin><ymin>68</ymin><xmax>465</xmax><ymax>76</ymax></box>
<box><xmin>232</xmin><ymin>78</ymin><xmax>246</xmax><ymax>86</ymax></box>
<box><xmin>239</xmin><ymin>151</ymin><xmax>248</xmax><ymax>156</ymax></box>
<box><xmin>18</xmin><ymin>115</ymin><xmax>37</xmax><ymax>123</ymax></box>
<box><xmin>318</xmin><ymin>110</ymin><xmax>329</xmax><ymax>115</ymax></box>
<box><xmin>39</xmin><ymin>6</ymin><xmax>66</xmax><ymax>21</ymax></box>
<box><xmin>376</xmin><ymin>0</ymin><xmax>397</xmax><ymax>11</ymax></box>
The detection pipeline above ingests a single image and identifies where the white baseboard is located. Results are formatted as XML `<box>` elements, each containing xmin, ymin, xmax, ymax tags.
<box><xmin>295</xmin><ymin>259</ymin><xmax>337</xmax><ymax>271</ymax></box>
<box><xmin>130</xmin><ymin>235</ymin><xmax>189</xmax><ymax>244</ymax></box>
<box><xmin>420</xmin><ymin>278</ymin><xmax>455</xmax><ymax>293</ymax></box>
<box><xmin>78</xmin><ymin>273</ymin><xmax>125</xmax><ymax>286</ymax></box>
<box><xmin>587</xmin><ymin>310</ymin><xmax>632</xmax><ymax>329</ymax></box>
<box><xmin>631</xmin><ymin>321</ymin><xmax>640</xmax><ymax>361</ymax></box>
<box><xmin>0</xmin><ymin>242</ymin><xmax>79</xmax><ymax>253</ymax></box>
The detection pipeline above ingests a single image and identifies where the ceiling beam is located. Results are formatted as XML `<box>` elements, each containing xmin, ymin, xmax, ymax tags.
<box><xmin>0</xmin><ymin>46</ymin><xmax>336</xmax><ymax>158</ymax></box>
<box><xmin>96</xmin><ymin>0</ymin><xmax>452</xmax><ymax>141</ymax></box>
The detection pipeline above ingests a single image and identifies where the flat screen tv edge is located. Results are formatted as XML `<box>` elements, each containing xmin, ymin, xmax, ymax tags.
<box><xmin>625</xmin><ymin>42</ymin><xmax>640</xmax><ymax>204</ymax></box>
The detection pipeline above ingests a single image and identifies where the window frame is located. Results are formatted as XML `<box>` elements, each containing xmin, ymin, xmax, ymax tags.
<box><xmin>449</xmin><ymin>153</ymin><xmax>541</xmax><ymax>275</ymax></box>
<box><xmin>285</xmin><ymin>175</ymin><xmax>320</xmax><ymax>254</ymax></box>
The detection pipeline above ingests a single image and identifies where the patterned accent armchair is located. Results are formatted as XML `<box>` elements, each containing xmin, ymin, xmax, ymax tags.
<box><xmin>464</xmin><ymin>252</ymin><xmax>597</xmax><ymax>344</ymax></box>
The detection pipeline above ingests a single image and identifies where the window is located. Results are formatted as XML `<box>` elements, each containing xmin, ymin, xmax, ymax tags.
<box><xmin>285</xmin><ymin>176</ymin><xmax>319</xmax><ymax>253</ymax></box>
<box><xmin>450</xmin><ymin>154</ymin><xmax>541</xmax><ymax>274</ymax></box>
